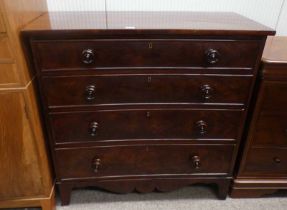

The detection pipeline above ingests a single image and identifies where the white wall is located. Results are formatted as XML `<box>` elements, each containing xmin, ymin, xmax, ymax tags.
<box><xmin>47</xmin><ymin>0</ymin><xmax>106</xmax><ymax>11</ymax></box>
<box><xmin>277</xmin><ymin>0</ymin><xmax>287</xmax><ymax>35</ymax></box>
<box><xmin>47</xmin><ymin>0</ymin><xmax>287</xmax><ymax>35</ymax></box>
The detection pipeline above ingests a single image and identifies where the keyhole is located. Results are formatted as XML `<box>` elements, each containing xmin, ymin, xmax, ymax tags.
<box><xmin>148</xmin><ymin>42</ymin><xmax>153</xmax><ymax>49</ymax></box>
<box><xmin>147</xmin><ymin>76</ymin><xmax>152</xmax><ymax>83</ymax></box>
<box><xmin>146</xmin><ymin>111</ymin><xmax>151</xmax><ymax>118</ymax></box>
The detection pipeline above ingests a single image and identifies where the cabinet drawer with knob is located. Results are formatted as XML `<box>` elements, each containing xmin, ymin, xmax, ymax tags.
<box><xmin>55</xmin><ymin>144</ymin><xmax>235</xmax><ymax>179</ymax></box>
<box><xmin>243</xmin><ymin>148</ymin><xmax>287</xmax><ymax>177</ymax></box>
<box><xmin>42</xmin><ymin>74</ymin><xmax>252</xmax><ymax>108</ymax></box>
<box><xmin>49</xmin><ymin>109</ymin><xmax>243</xmax><ymax>144</ymax></box>
<box><xmin>31</xmin><ymin>40</ymin><xmax>260</xmax><ymax>71</ymax></box>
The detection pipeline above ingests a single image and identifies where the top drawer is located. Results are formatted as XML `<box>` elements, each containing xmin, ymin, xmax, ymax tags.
<box><xmin>32</xmin><ymin>39</ymin><xmax>260</xmax><ymax>71</ymax></box>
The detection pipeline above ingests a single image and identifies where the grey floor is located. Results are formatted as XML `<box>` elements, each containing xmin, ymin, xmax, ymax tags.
<box><xmin>5</xmin><ymin>186</ymin><xmax>287</xmax><ymax>210</ymax></box>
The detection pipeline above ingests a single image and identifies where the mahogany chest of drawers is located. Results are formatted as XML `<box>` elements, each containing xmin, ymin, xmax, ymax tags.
<box><xmin>231</xmin><ymin>36</ymin><xmax>287</xmax><ymax>198</ymax></box>
<box><xmin>21</xmin><ymin>12</ymin><xmax>274</xmax><ymax>205</ymax></box>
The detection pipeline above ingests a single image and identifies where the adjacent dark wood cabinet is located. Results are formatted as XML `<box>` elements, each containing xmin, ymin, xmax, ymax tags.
<box><xmin>231</xmin><ymin>36</ymin><xmax>287</xmax><ymax>198</ymax></box>
<box><xmin>21</xmin><ymin>11</ymin><xmax>274</xmax><ymax>205</ymax></box>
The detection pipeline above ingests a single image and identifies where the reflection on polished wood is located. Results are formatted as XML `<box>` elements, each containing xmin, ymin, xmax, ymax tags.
<box><xmin>23</xmin><ymin>11</ymin><xmax>275</xmax><ymax>36</ymax></box>
<box><xmin>263</xmin><ymin>36</ymin><xmax>287</xmax><ymax>64</ymax></box>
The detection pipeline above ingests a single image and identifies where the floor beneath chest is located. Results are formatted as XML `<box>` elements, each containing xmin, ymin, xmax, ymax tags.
<box><xmin>5</xmin><ymin>186</ymin><xmax>287</xmax><ymax>210</ymax></box>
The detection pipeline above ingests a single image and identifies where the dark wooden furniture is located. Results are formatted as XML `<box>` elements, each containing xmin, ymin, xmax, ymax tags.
<box><xmin>21</xmin><ymin>11</ymin><xmax>274</xmax><ymax>205</ymax></box>
<box><xmin>231</xmin><ymin>36</ymin><xmax>287</xmax><ymax>198</ymax></box>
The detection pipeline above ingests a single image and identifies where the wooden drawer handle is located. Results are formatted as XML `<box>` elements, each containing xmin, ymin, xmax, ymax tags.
<box><xmin>201</xmin><ymin>84</ymin><xmax>213</xmax><ymax>100</ymax></box>
<box><xmin>89</xmin><ymin>122</ymin><xmax>99</xmax><ymax>136</ymax></box>
<box><xmin>86</xmin><ymin>85</ymin><xmax>96</xmax><ymax>101</ymax></box>
<box><xmin>196</xmin><ymin>120</ymin><xmax>207</xmax><ymax>135</ymax></box>
<box><xmin>92</xmin><ymin>157</ymin><xmax>101</xmax><ymax>173</ymax></box>
<box><xmin>206</xmin><ymin>49</ymin><xmax>220</xmax><ymax>64</ymax></box>
<box><xmin>82</xmin><ymin>49</ymin><xmax>95</xmax><ymax>64</ymax></box>
<box><xmin>191</xmin><ymin>155</ymin><xmax>201</xmax><ymax>169</ymax></box>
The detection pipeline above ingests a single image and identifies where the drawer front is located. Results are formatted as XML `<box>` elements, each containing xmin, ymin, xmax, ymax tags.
<box><xmin>261</xmin><ymin>82</ymin><xmax>287</xmax><ymax>113</ymax></box>
<box><xmin>244</xmin><ymin>148</ymin><xmax>287</xmax><ymax>176</ymax></box>
<box><xmin>49</xmin><ymin>109</ymin><xmax>242</xmax><ymax>143</ymax></box>
<box><xmin>33</xmin><ymin>40</ymin><xmax>260</xmax><ymax>71</ymax></box>
<box><xmin>253</xmin><ymin>113</ymin><xmax>287</xmax><ymax>147</ymax></box>
<box><xmin>55</xmin><ymin>144</ymin><xmax>235</xmax><ymax>179</ymax></box>
<box><xmin>42</xmin><ymin>75</ymin><xmax>252</xmax><ymax>107</ymax></box>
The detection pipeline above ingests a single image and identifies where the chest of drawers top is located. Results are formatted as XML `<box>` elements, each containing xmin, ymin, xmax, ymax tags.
<box><xmin>262</xmin><ymin>36</ymin><xmax>287</xmax><ymax>80</ymax></box>
<box><xmin>263</xmin><ymin>36</ymin><xmax>287</xmax><ymax>65</ymax></box>
<box><xmin>22</xmin><ymin>12</ymin><xmax>274</xmax><ymax>75</ymax></box>
<box><xmin>22</xmin><ymin>11</ymin><xmax>274</xmax><ymax>36</ymax></box>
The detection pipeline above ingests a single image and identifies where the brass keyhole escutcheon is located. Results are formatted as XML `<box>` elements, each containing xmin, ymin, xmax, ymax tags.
<box><xmin>148</xmin><ymin>42</ymin><xmax>153</xmax><ymax>49</ymax></box>
<box><xmin>147</xmin><ymin>76</ymin><xmax>152</xmax><ymax>83</ymax></box>
<box><xmin>146</xmin><ymin>111</ymin><xmax>151</xmax><ymax>118</ymax></box>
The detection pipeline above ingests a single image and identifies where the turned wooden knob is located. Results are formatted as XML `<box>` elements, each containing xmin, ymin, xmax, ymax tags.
<box><xmin>206</xmin><ymin>49</ymin><xmax>220</xmax><ymax>64</ymax></box>
<box><xmin>89</xmin><ymin>122</ymin><xmax>99</xmax><ymax>136</ymax></box>
<box><xmin>191</xmin><ymin>155</ymin><xmax>201</xmax><ymax>169</ymax></box>
<box><xmin>92</xmin><ymin>157</ymin><xmax>101</xmax><ymax>173</ymax></box>
<box><xmin>196</xmin><ymin>120</ymin><xmax>208</xmax><ymax>135</ymax></box>
<box><xmin>201</xmin><ymin>84</ymin><xmax>213</xmax><ymax>100</ymax></box>
<box><xmin>82</xmin><ymin>49</ymin><xmax>95</xmax><ymax>64</ymax></box>
<box><xmin>85</xmin><ymin>85</ymin><xmax>96</xmax><ymax>101</ymax></box>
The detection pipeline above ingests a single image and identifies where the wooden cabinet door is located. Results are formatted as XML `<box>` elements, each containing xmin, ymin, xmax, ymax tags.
<box><xmin>0</xmin><ymin>10</ymin><xmax>6</xmax><ymax>33</ymax></box>
<box><xmin>0</xmin><ymin>91</ymin><xmax>44</xmax><ymax>200</ymax></box>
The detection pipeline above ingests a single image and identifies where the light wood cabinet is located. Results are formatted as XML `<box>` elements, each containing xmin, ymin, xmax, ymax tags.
<box><xmin>0</xmin><ymin>0</ymin><xmax>47</xmax><ymax>87</ymax></box>
<box><xmin>0</xmin><ymin>0</ymin><xmax>54</xmax><ymax>209</ymax></box>
<box><xmin>0</xmin><ymin>10</ymin><xmax>5</xmax><ymax>33</ymax></box>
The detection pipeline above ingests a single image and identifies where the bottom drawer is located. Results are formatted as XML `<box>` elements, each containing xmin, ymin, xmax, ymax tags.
<box><xmin>55</xmin><ymin>144</ymin><xmax>235</xmax><ymax>179</ymax></box>
<box><xmin>244</xmin><ymin>148</ymin><xmax>287</xmax><ymax>176</ymax></box>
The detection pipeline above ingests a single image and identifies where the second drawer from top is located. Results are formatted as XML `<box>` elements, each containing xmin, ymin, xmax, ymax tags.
<box><xmin>42</xmin><ymin>74</ymin><xmax>252</xmax><ymax>108</ymax></box>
